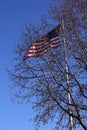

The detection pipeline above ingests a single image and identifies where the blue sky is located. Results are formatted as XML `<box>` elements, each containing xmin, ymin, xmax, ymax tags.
<box><xmin>0</xmin><ymin>0</ymin><xmax>56</xmax><ymax>130</ymax></box>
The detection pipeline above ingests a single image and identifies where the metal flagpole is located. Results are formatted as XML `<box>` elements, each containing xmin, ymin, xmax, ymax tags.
<box><xmin>62</xmin><ymin>19</ymin><xmax>74</xmax><ymax>130</ymax></box>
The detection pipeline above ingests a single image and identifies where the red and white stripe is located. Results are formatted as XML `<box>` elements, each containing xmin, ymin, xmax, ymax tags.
<box><xmin>23</xmin><ymin>35</ymin><xmax>60</xmax><ymax>60</ymax></box>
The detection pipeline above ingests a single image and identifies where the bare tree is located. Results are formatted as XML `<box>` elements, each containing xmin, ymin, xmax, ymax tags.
<box><xmin>9</xmin><ymin>0</ymin><xmax>87</xmax><ymax>130</ymax></box>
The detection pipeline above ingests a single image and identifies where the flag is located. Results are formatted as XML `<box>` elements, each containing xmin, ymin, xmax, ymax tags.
<box><xmin>23</xmin><ymin>24</ymin><xmax>60</xmax><ymax>60</ymax></box>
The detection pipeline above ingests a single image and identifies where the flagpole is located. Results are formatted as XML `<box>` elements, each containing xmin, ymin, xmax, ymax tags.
<box><xmin>62</xmin><ymin>19</ymin><xmax>74</xmax><ymax>130</ymax></box>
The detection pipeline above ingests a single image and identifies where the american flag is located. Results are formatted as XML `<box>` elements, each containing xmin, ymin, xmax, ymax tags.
<box><xmin>23</xmin><ymin>24</ymin><xmax>60</xmax><ymax>60</ymax></box>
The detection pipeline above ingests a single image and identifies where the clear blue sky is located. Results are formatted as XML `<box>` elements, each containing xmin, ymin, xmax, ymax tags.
<box><xmin>0</xmin><ymin>0</ymin><xmax>56</xmax><ymax>130</ymax></box>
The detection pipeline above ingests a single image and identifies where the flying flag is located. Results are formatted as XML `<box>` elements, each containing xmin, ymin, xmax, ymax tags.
<box><xmin>23</xmin><ymin>24</ymin><xmax>60</xmax><ymax>60</ymax></box>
